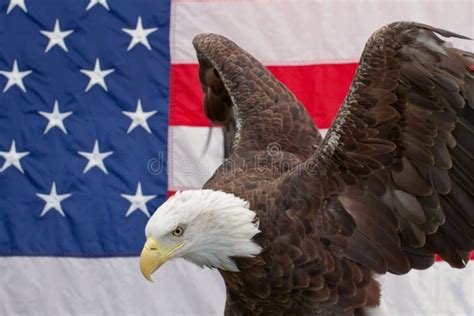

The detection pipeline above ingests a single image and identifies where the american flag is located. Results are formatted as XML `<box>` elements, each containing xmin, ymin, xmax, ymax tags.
<box><xmin>0</xmin><ymin>1</ymin><xmax>472</xmax><ymax>315</ymax></box>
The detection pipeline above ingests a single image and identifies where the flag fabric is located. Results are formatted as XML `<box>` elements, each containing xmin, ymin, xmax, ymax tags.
<box><xmin>0</xmin><ymin>0</ymin><xmax>472</xmax><ymax>315</ymax></box>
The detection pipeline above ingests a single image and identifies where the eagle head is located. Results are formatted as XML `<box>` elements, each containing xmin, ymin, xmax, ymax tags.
<box><xmin>139</xmin><ymin>189</ymin><xmax>262</xmax><ymax>281</ymax></box>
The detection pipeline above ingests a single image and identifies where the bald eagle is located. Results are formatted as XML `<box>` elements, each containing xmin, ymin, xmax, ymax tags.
<box><xmin>139</xmin><ymin>22</ymin><xmax>473</xmax><ymax>315</ymax></box>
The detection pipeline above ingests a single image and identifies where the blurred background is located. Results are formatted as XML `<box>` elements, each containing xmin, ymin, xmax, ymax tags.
<box><xmin>0</xmin><ymin>0</ymin><xmax>472</xmax><ymax>315</ymax></box>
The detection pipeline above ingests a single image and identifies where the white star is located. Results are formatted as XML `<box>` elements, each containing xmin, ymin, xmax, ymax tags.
<box><xmin>38</xmin><ymin>100</ymin><xmax>73</xmax><ymax>134</ymax></box>
<box><xmin>36</xmin><ymin>182</ymin><xmax>71</xmax><ymax>217</ymax></box>
<box><xmin>122</xmin><ymin>99</ymin><xmax>157</xmax><ymax>134</ymax></box>
<box><xmin>121</xmin><ymin>182</ymin><xmax>157</xmax><ymax>217</ymax></box>
<box><xmin>122</xmin><ymin>17</ymin><xmax>158</xmax><ymax>51</ymax></box>
<box><xmin>40</xmin><ymin>19</ymin><xmax>74</xmax><ymax>53</ymax></box>
<box><xmin>80</xmin><ymin>58</ymin><xmax>114</xmax><ymax>92</ymax></box>
<box><xmin>0</xmin><ymin>140</ymin><xmax>29</xmax><ymax>174</ymax></box>
<box><xmin>7</xmin><ymin>0</ymin><xmax>27</xmax><ymax>14</ymax></box>
<box><xmin>86</xmin><ymin>0</ymin><xmax>109</xmax><ymax>11</ymax></box>
<box><xmin>78</xmin><ymin>140</ymin><xmax>113</xmax><ymax>174</ymax></box>
<box><xmin>0</xmin><ymin>60</ymin><xmax>32</xmax><ymax>93</ymax></box>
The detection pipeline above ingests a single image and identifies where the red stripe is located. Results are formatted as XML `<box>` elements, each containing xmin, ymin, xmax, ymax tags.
<box><xmin>169</xmin><ymin>63</ymin><xmax>358</xmax><ymax>128</ymax></box>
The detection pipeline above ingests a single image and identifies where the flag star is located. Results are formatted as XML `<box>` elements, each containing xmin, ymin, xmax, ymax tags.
<box><xmin>40</xmin><ymin>19</ymin><xmax>74</xmax><ymax>53</ymax></box>
<box><xmin>122</xmin><ymin>99</ymin><xmax>157</xmax><ymax>134</ymax></box>
<box><xmin>86</xmin><ymin>0</ymin><xmax>109</xmax><ymax>11</ymax></box>
<box><xmin>0</xmin><ymin>60</ymin><xmax>32</xmax><ymax>93</ymax></box>
<box><xmin>7</xmin><ymin>0</ymin><xmax>27</xmax><ymax>14</ymax></box>
<box><xmin>80</xmin><ymin>59</ymin><xmax>114</xmax><ymax>92</ymax></box>
<box><xmin>121</xmin><ymin>182</ymin><xmax>157</xmax><ymax>217</ymax></box>
<box><xmin>122</xmin><ymin>17</ymin><xmax>158</xmax><ymax>51</ymax></box>
<box><xmin>78</xmin><ymin>140</ymin><xmax>113</xmax><ymax>174</ymax></box>
<box><xmin>36</xmin><ymin>182</ymin><xmax>71</xmax><ymax>217</ymax></box>
<box><xmin>0</xmin><ymin>140</ymin><xmax>29</xmax><ymax>174</ymax></box>
<box><xmin>38</xmin><ymin>100</ymin><xmax>73</xmax><ymax>134</ymax></box>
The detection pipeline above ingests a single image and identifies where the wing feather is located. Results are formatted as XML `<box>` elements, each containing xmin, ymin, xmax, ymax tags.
<box><xmin>290</xmin><ymin>22</ymin><xmax>473</xmax><ymax>273</ymax></box>
<box><xmin>193</xmin><ymin>34</ymin><xmax>322</xmax><ymax>160</ymax></box>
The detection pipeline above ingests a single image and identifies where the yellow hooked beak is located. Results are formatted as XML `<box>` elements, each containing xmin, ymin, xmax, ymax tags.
<box><xmin>140</xmin><ymin>237</ymin><xmax>185</xmax><ymax>282</ymax></box>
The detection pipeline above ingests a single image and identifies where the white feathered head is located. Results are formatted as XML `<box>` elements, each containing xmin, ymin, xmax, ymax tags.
<box><xmin>139</xmin><ymin>189</ymin><xmax>262</xmax><ymax>281</ymax></box>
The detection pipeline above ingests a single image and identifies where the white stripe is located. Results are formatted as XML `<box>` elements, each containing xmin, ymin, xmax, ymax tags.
<box><xmin>0</xmin><ymin>257</ymin><xmax>226</xmax><ymax>315</ymax></box>
<box><xmin>379</xmin><ymin>262</ymin><xmax>474</xmax><ymax>315</ymax></box>
<box><xmin>172</xmin><ymin>0</ymin><xmax>473</xmax><ymax>65</ymax></box>
<box><xmin>168</xmin><ymin>126</ymin><xmax>328</xmax><ymax>191</ymax></box>
<box><xmin>1</xmin><ymin>257</ymin><xmax>471</xmax><ymax>314</ymax></box>
<box><xmin>363</xmin><ymin>299</ymin><xmax>389</xmax><ymax>316</ymax></box>
<box><xmin>169</xmin><ymin>126</ymin><xmax>224</xmax><ymax>191</ymax></box>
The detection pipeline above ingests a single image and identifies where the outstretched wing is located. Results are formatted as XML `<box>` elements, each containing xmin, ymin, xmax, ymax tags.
<box><xmin>290</xmin><ymin>22</ymin><xmax>473</xmax><ymax>275</ymax></box>
<box><xmin>193</xmin><ymin>34</ymin><xmax>322</xmax><ymax>161</ymax></box>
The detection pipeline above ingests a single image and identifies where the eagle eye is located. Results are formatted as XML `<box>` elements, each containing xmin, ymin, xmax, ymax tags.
<box><xmin>172</xmin><ymin>226</ymin><xmax>184</xmax><ymax>237</ymax></box>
